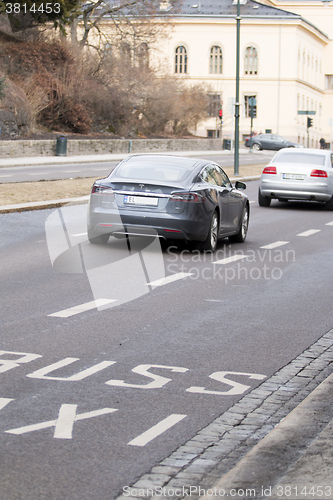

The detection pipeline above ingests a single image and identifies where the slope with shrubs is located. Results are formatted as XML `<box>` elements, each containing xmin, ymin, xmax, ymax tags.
<box><xmin>0</xmin><ymin>37</ymin><xmax>209</xmax><ymax>138</ymax></box>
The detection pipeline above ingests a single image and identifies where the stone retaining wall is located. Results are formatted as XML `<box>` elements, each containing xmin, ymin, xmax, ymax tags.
<box><xmin>0</xmin><ymin>138</ymin><xmax>222</xmax><ymax>158</ymax></box>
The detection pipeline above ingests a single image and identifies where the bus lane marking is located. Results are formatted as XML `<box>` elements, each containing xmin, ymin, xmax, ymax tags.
<box><xmin>6</xmin><ymin>405</ymin><xmax>118</xmax><ymax>439</ymax></box>
<box><xmin>127</xmin><ymin>414</ymin><xmax>187</xmax><ymax>447</ymax></box>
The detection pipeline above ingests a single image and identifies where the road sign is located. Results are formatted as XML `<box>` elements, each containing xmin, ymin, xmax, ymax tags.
<box><xmin>298</xmin><ymin>110</ymin><xmax>316</xmax><ymax>115</ymax></box>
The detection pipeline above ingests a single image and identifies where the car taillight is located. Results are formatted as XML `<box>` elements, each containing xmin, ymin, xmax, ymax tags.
<box><xmin>310</xmin><ymin>169</ymin><xmax>328</xmax><ymax>178</ymax></box>
<box><xmin>262</xmin><ymin>166</ymin><xmax>277</xmax><ymax>175</ymax></box>
<box><xmin>92</xmin><ymin>185</ymin><xmax>114</xmax><ymax>194</ymax></box>
<box><xmin>170</xmin><ymin>192</ymin><xmax>204</xmax><ymax>203</ymax></box>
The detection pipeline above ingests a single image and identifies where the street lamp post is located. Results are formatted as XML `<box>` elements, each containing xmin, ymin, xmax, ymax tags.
<box><xmin>234</xmin><ymin>0</ymin><xmax>241</xmax><ymax>176</ymax></box>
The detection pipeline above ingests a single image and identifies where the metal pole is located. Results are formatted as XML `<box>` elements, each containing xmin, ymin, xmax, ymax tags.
<box><xmin>234</xmin><ymin>0</ymin><xmax>240</xmax><ymax>176</ymax></box>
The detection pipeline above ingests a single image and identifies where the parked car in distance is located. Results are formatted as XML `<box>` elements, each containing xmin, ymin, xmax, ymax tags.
<box><xmin>87</xmin><ymin>155</ymin><xmax>250</xmax><ymax>252</ymax></box>
<box><xmin>258</xmin><ymin>148</ymin><xmax>333</xmax><ymax>210</ymax></box>
<box><xmin>245</xmin><ymin>134</ymin><xmax>304</xmax><ymax>151</ymax></box>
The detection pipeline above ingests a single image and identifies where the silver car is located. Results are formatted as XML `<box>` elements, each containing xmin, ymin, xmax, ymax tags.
<box><xmin>258</xmin><ymin>148</ymin><xmax>333</xmax><ymax>210</ymax></box>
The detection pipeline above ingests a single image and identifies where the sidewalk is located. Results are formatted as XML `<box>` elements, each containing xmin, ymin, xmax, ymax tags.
<box><xmin>0</xmin><ymin>149</ymin><xmax>263</xmax><ymax>213</ymax></box>
<box><xmin>0</xmin><ymin>148</ymin><xmax>252</xmax><ymax>168</ymax></box>
<box><xmin>202</xmin><ymin>373</ymin><xmax>333</xmax><ymax>500</ymax></box>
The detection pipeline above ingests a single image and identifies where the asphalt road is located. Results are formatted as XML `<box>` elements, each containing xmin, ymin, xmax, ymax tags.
<box><xmin>1</xmin><ymin>179</ymin><xmax>333</xmax><ymax>499</ymax></box>
<box><xmin>0</xmin><ymin>150</ymin><xmax>275</xmax><ymax>182</ymax></box>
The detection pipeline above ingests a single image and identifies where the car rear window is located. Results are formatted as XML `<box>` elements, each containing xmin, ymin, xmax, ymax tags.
<box><xmin>115</xmin><ymin>157</ymin><xmax>195</xmax><ymax>182</ymax></box>
<box><xmin>275</xmin><ymin>152</ymin><xmax>326</xmax><ymax>166</ymax></box>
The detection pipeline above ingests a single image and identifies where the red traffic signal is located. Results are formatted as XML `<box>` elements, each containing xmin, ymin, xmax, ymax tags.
<box><xmin>219</xmin><ymin>109</ymin><xmax>223</xmax><ymax>120</ymax></box>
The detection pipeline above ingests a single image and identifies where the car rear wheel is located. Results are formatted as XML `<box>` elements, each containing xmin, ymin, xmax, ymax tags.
<box><xmin>88</xmin><ymin>229</ymin><xmax>109</xmax><ymax>244</ymax></box>
<box><xmin>229</xmin><ymin>204</ymin><xmax>249</xmax><ymax>243</ymax></box>
<box><xmin>325</xmin><ymin>196</ymin><xmax>333</xmax><ymax>211</ymax></box>
<box><xmin>197</xmin><ymin>210</ymin><xmax>219</xmax><ymax>252</ymax></box>
<box><xmin>252</xmin><ymin>143</ymin><xmax>261</xmax><ymax>151</ymax></box>
<box><xmin>258</xmin><ymin>189</ymin><xmax>271</xmax><ymax>207</ymax></box>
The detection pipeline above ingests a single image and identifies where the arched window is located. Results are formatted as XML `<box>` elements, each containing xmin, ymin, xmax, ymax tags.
<box><xmin>120</xmin><ymin>42</ymin><xmax>131</xmax><ymax>64</ymax></box>
<box><xmin>175</xmin><ymin>46</ymin><xmax>187</xmax><ymax>74</ymax></box>
<box><xmin>210</xmin><ymin>46</ymin><xmax>223</xmax><ymax>74</ymax></box>
<box><xmin>244</xmin><ymin>46</ymin><xmax>258</xmax><ymax>75</ymax></box>
<box><xmin>138</xmin><ymin>42</ymin><xmax>149</xmax><ymax>70</ymax></box>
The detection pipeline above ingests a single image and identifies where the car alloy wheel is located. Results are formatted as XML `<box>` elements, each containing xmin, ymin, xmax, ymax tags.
<box><xmin>198</xmin><ymin>210</ymin><xmax>219</xmax><ymax>252</ymax></box>
<box><xmin>229</xmin><ymin>205</ymin><xmax>249</xmax><ymax>243</ymax></box>
<box><xmin>252</xmin><ymin>143</ymin><xmax>261</xmax><ymax>151</ymax></box>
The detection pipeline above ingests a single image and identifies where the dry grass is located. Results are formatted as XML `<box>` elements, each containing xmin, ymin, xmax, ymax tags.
<box><xmin>0</xmin><ymin>164</ymin><xmax>265</xmax><ymax>206</ymax></box>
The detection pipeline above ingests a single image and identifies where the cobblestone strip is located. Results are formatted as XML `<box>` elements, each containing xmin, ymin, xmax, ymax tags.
<box><xmin>116</xmin><ymin>329</ymin><xmax>333</xmax><ymax>500</ymax></box>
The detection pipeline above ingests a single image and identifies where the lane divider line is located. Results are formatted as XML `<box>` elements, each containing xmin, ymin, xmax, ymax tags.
<box><xmin>326</xmin><ymin>221</ymin><xmax>333</xmax><ymax>226</ymax></box>
<box><xmin>260</xmin><ymin>241</ymin><xmax>289</xmax><ymax>250</ymax></box>
<box><xmin>48</xmin><ymin>299</ymin><xmax>116</xmax><ymax>318</ymax></box>
<box><xmin>147</xmin><ymin>272</ymin><xmax>193</xmax><ymax>288</ymax></box>
<box><xmin>297</xmin><ymin>229</ymin><xmax>321</xmax><ymax>237</ymax></box>
<box><xmin>127</xmin><ymin>414</ymin><xmax>187</xmax><ymax>447</ymax></box>
<box><xmin>213</xmin><ymin>255</ymin><xmax>248</xmax><ymax>265</ymax></box>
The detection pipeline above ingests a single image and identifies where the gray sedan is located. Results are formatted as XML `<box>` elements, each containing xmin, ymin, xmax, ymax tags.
<box><xmin>258</xmin><ymin>148</ymin><xmax>333</xmax><ymax>209</ymax></box>
<box><xmin>87</xmin><ymin>154</ymin><xmax>250</xmax><ymax>252</ymax></box>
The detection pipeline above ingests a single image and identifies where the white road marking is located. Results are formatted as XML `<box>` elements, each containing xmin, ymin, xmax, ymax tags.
<box><xmin>260</xmin><ymin>241</ymin><xmax>289</xmax><ymax>250</ymax></box>
<box><xmin>48</xmin><ymin>298</ymin><xmax>116</xmax><ymax>318</ymax></box>
<box><xmin>297</xmin><ymin>229</ymin><xmax>321</xmax><ymax>237</ymax></box>
<box><xmin>127</xmin><ymin>414</ymin><xmax>187</xmax><ymax>447</ymax></box>
<box><xmin>249</xmin><ymin>200</ymin><xmax>255</xmax><ymax>204</ymax></box>
<box><xmin>147</xmin><ymin>272</ymin><xmax>193</xmax><ymax>288</ymax></box>
<box><xmin>6</xmin><ymin>405</ymin><xmax>117</xmax><ymax>439</ymax></box>
<box><xmin>63</xmin><ymin>170</ymin><xmax>80</xmax><ymax>173</ymax></box>
<box><xmin>213</xmin><ymin>254</ymin><xmax>248</xmax><ymax>265</ymax></box>
<box><xmin>27</xmin><ymin>359</ymin><xmax>115</xmax><ymax>381</ymax></box>
<box><xmin>0</xmin><ymin>398</ymin><xmax>14</xmax><ymax>411</ymax></box>
<box><xmin>326</xmin><ymin>221</ymin><xmax>333</xmax><ymax>226</ymax></box>
<box><xmin>29</xmin><ymin>173</ymin><xmax>48</xmax><ymax>176</ymax></box>
<box><xmin>71</xmin><ymin>232</ymin><xmax>87</xmax><ymax>237</ymax></box>
<box><xmin>0</xmin><ymin>175</ymin><xmax>13</xmax><ymax>178</ymax></box>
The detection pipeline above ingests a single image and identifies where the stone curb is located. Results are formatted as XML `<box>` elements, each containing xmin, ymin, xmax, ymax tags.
<box><xmin>114</xmin><ymin>328</ymin><xmax>333</xmax><ymax>499</ymax></box>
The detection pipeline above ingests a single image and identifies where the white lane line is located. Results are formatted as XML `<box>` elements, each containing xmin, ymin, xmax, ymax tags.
<box><xmin>48</xmin><ymin>298</ymin><xmax>116</xmax><ymax>318</ymax></box>
<box><xmin>72</xmin><ymin>232</ymin><xmax>87</xmax><ymax>237</ymax></box>
<box><xmin>63</xmin><ymin>170</ymin><xmax>81</xmax><ymax>173</ymax></box>
<box><xmin>0</xmin><ymin>175</ymin><xmax>13</xmax><ymax>178</ymax></box>
<box><xmin>297</xmin><ymin>229</ymin><xmax>321</xmax><ymax>237</ymax></box>
<box><xmin>249</xmin><ymin>200</ymin><xmax>255</xmax><ymax>204</ymax></box>
<box><xmin>326</xmin><ymin>221</ymin><xmax>333</xmax><ymax>226</ymax></box>
<box><xmin>213</xmin><ymin>254</ymin><xmax>248</xmax><ymax>265</ymax></box>
<box><xmin>127</xmin><ymin>414</ymin><xmax>187</xmax><ymax>447</ymax></box>
<box><xmin>29</xmin><ymin>173</ymin><xmax>48</xmax><ymax>176</ymax></box>
<box><xmin>260</xmin><ymin>241</ymin><xmax>289</xmax><ymax>250</ymax></box>
<box><xmin>147</xmin><ymin>272</ymin><xmax>193</xmax><ymax>288</ymax></box>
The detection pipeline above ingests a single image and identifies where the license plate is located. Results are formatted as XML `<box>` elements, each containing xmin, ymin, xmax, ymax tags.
<box><xmin>123</xmin><ymin>195</ymin><xmax>158</xmax><ymax>206</ymax></box>
<box><xmin>282</xmin><ymin>173</ymin><xmax>305</xmax><ymax>180</ymax></box>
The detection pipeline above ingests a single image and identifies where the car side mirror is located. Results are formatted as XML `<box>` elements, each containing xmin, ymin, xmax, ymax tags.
<box><xmin>235</xmin><ymin>181</ymin><xmax>246</xmax><ymax>190</ymax></box>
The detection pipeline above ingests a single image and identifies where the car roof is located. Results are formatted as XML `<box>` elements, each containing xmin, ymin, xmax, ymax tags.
<box><xmin>276</xmin><ymin>148</ymin><xmax>331</xmax><ymax>155</ymax></box>
<box><xmin>121</xmin><ymin>154</ymin><xmax>208</xmax><ymax>170</ymax></box>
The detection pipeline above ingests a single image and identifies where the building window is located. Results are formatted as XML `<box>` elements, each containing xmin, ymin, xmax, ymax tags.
<box><xmin>325</xmin><ymin>75</ymin><xmax>333</xmax><ymax>90</ymax></box>
<box><xmin>209</xmin><ymin>46</ymin><xmax>223</xmax><ymax>74</ymax></box>
<box><xmin>207</xmin><ymin>94</ymin><xmax>221</xmax><ymax>117</ymax></box>
<box><xmin>138</xmin><ymin>42</ymin><xmax>149</xmax><ymax>70</ymax></box>
<box><xmin>244</xmin><ymin>95</ymin><xmax>257</xmax><ymax>118</ymax></box>
<box><xmin>207</xmin><ymin>129</ymin><xmax>221</xmax><ymax>138</ymax></box>
<box><xmin>120</xmin><ymin>42</ymin><xmax>131</xmax><ymax>63</ymax></box>
<box><xmin>244</xmin><ymin>46</ymin><xmax>258</xmax><ymax>75</ymax></box>
<box><xmin>175</xmin><ymin>46</ymin><xmax>187</xmax><ymax>74</ymax></box>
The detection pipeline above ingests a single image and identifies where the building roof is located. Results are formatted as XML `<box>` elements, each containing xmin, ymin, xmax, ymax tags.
<box><xmin>159</xmin><ymin>0</ymin><xmax>301</xmax><ymax>18</ymax></box>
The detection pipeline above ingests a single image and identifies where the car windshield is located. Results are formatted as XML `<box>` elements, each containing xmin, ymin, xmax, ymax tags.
<box><xmin>115</xmin><ymin>157</ymin><xmax>195</xmax><ymax>182</ymax></box>
<box><xmin>274</xmin><ymin>152</ymin><xmax>325</xmax><ymax>166</ymax></box>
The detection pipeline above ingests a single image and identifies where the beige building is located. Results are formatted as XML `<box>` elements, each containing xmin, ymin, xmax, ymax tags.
<box><xmin>152</xmin><ymin>0</ymin><xmax>333</xmax><ymax>147</ymax></box>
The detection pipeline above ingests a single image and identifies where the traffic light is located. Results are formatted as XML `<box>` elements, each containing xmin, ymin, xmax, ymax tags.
<box><xmin>307</xmin><ymin>117</ymin><xmax>313</xmax><ymax>128</ymax></box>
<box><xmin>219</xmin><ymin>109</ymin><xmax>223</xmax><ymax>121</ymax></box>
